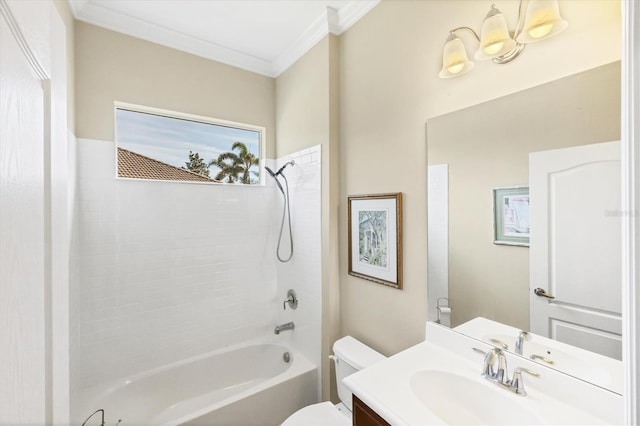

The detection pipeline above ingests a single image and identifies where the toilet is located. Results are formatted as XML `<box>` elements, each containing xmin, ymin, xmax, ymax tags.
<box><xmin>282</xmin><ymin>336</ymin><xmax>386</xmax><ymax>425</ymax></box>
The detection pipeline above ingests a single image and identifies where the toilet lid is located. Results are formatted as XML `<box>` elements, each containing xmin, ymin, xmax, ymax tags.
<box><xmin>282</xmin><ymin>401</ymin><xmax>351</xmax><ymax>426</ymax></box>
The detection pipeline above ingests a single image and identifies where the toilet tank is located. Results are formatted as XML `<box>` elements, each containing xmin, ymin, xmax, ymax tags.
<box><xmin>332</xmin><ymin>336</ymin><xmax>386</xmax><ymax>411</ymax></box>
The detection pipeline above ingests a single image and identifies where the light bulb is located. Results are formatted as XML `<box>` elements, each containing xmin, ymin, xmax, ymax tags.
<box><xmin>475</xmin><ymin>5</ymin><xmax>517</xmax><ymax>60</ymax></box>
<box><xmin>516</xmin><ymin>0</ymin><xmax>568</xmax><ymax>44</ymax></box>
<box><xmin>447</xmin><ymin>62</ymin><xmax>465</xmax><ymax>74</ymax></box>
<box><xmin>483</xmin><ymin>41</ymin><xmax>505</xmax><ymax>55</ymax></box>
<box><xmin>439</xmin><ymin>33</ymin><xmax>474</xmax><ymax>78</ymax></box>
<box><xmin>528</xmin><ymin>22</ymin><xmax>553</xmax><ymax>39</ymax></box>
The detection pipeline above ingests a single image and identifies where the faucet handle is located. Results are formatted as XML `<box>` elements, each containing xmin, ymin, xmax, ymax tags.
<box><xmin>494</xmin><ymin>350</ymin><xmax>508</xmax><ymax>383</ymax></box>
<box><xmin>510</xmin><ymin>369</ymin><xmax>527</xmax><ymax>396</ymax></box>
<box><xmin>481</xmin><ymin>347</ymin><xmax>501</xmax><ymax>378</ymax></box>
<box><xmin>283</xmin><ymin>289</ymin><xmax>298</xmax><ymax>310</ymax></box>
<box><xmin>509</xmin><ymin>367</ymin><xmax>538</xmax><ymax>396</ymax></box>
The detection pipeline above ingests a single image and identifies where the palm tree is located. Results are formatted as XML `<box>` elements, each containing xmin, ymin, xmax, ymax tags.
<box><xmin>184</xmin><ymin>151</ymin><xmax>210</xmax><ymax>177</ymax></box>
<box><xmin>209</xmin><ymin>142</ymin><xmax>259</xmax><ymax>184</ymax></box>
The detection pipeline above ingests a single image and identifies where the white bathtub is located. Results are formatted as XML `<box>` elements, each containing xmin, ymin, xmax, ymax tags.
<box><xmin>75</xmin><ymin>342</ymin><xmax>317</xmax><ymax>425</ymax></box>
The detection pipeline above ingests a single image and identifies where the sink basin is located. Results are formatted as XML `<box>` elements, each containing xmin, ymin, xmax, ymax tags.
<box><xmin>410</xmin><ymin>370</ymin><xmax>543</xmax><ymax>425</ymax></box>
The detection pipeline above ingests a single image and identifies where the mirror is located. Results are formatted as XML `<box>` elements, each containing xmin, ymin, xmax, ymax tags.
<box><xmin>426</xmin><ymin>62</ymin><xmax>622</xmax><ymax>392</ymax></box>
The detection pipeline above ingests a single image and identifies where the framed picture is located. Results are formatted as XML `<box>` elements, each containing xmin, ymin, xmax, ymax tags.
<box><xmin>493</xmin><ymin>186</ymin><xmax>530</xmax><ymax>247</ymax></box>
<box><xmin>348</xmin><ymin>193</ymin><xmax>403</xmax><ymax>289</ymax></box>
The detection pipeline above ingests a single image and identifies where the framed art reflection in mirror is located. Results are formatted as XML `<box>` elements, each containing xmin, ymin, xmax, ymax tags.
<box><xmin>493</xmin><ymin>186</ymin><xmax>530</xmax><ymax>247</ymax></box>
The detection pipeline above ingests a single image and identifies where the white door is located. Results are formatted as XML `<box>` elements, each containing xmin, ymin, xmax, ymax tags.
<box><xmin>529</xmin><ymin>141</ymin><xmax>621</xmax><ymax>360</ymax></box>
<box><xmin>0</xmin><ymin>2</ymin><xmax>46</xmax><ymax>423</ymax></box>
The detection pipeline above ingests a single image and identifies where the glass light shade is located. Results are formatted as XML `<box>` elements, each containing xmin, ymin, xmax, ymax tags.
<box><xmin>439</xmin><ymin>34</ymin><xmax>474</xmax><ymax>79</ymax></box>
<box><xmin>475</xmin><ymin>5</ymin><xmax>517</xmax><ymax>60</ymax></box>
<box><xmin>516</xmin><ymin>0</ymin><xmax>568</xmax><ymax>43</ymax></box>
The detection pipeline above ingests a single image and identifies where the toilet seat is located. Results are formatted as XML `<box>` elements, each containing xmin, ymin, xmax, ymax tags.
<box><xmin>281</xmin><ymin>401</ymin><xmax>351</xmax><ymax>426</ymax></box>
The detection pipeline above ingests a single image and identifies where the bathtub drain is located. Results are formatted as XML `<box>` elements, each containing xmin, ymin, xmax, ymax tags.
<box><xmin>283</xmin><ymin>351</ymin><xmax>291</xmax><ymax>363</ymax></box>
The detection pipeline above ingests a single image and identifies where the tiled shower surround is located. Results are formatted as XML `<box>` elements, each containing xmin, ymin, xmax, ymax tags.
<box><xmin>71</xmin><ymin>139</ymin><xmax>321</xmax><ymax>397</ymax></box>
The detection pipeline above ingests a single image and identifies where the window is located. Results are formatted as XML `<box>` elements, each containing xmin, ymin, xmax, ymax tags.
<box><xmin>115</xmin><ymin>103</ymin><xmax>265</xmax><ymax>185</ymax></box>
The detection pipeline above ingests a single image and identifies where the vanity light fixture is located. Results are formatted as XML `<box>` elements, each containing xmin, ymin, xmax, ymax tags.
<box><xmin>438</xmin><ymin>0</ymin><xmax>568</xmax><ymax>79</ymax></box>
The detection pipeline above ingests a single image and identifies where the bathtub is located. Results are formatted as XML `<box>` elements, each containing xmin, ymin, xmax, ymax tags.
<box><xmin>75</xmin><ymin>342</ymin><xmax>318</xmax><ymax>425</ymax></box>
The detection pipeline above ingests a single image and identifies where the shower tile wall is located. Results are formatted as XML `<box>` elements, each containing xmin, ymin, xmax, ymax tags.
<box><xmin>274</xmin><ymin>145</ymin><xmax>322</xmax><ymax>399</ymax></box>
<box><xmin>73</xmin><ymin>139</ymin><xmax>280</xmax><ymax>389</ymax></box>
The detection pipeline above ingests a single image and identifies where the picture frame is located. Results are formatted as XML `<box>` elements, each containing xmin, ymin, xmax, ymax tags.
<box><xmin>348</xmin><ymin>193</ymin><xmax>403</xmax><ymax>289</ymax></box>
<box><xmin>493</xmin><ymin>186</ymin><xmax>530</xmax><ymax>247</ymax></box>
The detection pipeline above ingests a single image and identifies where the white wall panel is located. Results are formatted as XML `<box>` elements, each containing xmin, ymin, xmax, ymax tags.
<box><xmin>74</xmin><ymin>139</ymin><xmax>280</xmax><ymax>389</ymax></box>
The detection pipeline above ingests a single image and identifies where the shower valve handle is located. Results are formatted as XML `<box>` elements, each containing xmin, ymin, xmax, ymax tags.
<box><xmin>283</xmin><ymin>289</ymin><xmax>298</xmax><ymax>310</ymax></box>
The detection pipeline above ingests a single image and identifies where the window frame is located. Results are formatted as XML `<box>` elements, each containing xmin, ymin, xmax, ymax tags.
<box><xmin>114</xmin><ymin>101</ymin><xmax>266</xmax><ymax>186</ymax></box>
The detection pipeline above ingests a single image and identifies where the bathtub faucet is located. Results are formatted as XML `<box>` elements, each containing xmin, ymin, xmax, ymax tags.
<box><xmin>274</xmin><ymin>321</ymin><xmax>295</xmax><ymax>334</ymax></box>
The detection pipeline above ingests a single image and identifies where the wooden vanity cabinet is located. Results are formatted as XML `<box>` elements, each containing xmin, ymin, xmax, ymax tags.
<box><xmin>352</xmin><ymin>395</ymin><xmax>390</xmax><ymax>426</ymax></box>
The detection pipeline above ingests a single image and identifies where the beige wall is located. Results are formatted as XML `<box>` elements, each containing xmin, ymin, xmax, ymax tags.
<box><xmin>74</xmin><ymin>22</ymin><xmax>276</xmax><ymax>157</ymax></box>
<box><xmin>275</xmin><ymin>35</ymin><xmax>341</xmax><ymax>402</ymax></box>
<box><xmin>339</xmin><ymin>0</ymin><xmax>621</xmax><ymax>356</ymax></box>
<box><xmin>428</xmin><ymin>62</ymin><xmax>621</xmax><ymax>330</ymax></box>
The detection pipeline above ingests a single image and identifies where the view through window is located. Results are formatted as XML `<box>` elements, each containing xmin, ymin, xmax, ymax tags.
<box><xmin>115</xmin><ymin>104</ymin><xmax>264</xmax><ymax>185</ymax></box>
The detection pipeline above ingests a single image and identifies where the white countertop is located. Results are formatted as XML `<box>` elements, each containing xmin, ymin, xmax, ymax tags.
<box><xmin>343</xmin><ymin>323</ymin><xmax>623</xmax><ymax>425</ymax></box>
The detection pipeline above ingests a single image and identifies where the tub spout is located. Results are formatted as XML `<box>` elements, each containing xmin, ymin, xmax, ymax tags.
<box><xmin>274</xmin><ymin>321</ymin><xmax>295</xmax><ymax>334</ymax></box>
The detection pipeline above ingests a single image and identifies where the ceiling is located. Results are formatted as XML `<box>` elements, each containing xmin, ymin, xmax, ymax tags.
<box><xmin>68</xmin><ymin>0</ymin><xmax>380</xmax><ymax>77</ymax></box>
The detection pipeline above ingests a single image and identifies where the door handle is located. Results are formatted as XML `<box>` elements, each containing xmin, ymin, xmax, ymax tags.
<box><xmin>534</xmin><ymin>288</ymin><xmax>555</xmax><ymax>299</ymax></box>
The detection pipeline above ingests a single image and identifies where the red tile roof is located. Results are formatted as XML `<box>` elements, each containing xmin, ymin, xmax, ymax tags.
<box><xmin>117</xmin><ymin>147</ymin><xmax>215</xmax><ymax>182</ymax></box>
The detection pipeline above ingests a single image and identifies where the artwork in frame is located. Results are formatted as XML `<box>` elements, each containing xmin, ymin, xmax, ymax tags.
<box><xmin>493</xmin><ymin>186</ymin><xmax>530</xmax><ymax>247</ymax></box>
<box><xmin>348</xmin><ymin>193</ymin><xmax>403</xmax><ymax>289</ymax></box>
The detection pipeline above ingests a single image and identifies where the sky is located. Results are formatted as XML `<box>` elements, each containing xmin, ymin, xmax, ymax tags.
<box><xmin>115</xmin><ymin>108</ymin><xmax>261</xmax><ymax>171</ymax></box>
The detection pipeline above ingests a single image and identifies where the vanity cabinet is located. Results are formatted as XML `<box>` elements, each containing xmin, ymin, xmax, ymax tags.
<box><xmin>352</xmin><ymin>395</ymin><xmax>390</xmax><ymax>426</ymax></box>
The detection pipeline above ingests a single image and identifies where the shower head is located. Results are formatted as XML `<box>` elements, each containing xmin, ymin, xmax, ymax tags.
<box><xmin>275</xmin><ymin>160</ymin><xmax>295</xmax><ymax>176</ymax></box>
<box><xmin>265</xmin><ymin>166</ymin><xmax>284</xmax><ymax>193</ymax></box>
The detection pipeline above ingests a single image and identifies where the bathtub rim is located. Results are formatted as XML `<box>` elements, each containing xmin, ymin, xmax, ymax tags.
<box><xmin>73</xmin><ymin>338</ymin><xmax>316</xmax><ymax>425</ymax></box>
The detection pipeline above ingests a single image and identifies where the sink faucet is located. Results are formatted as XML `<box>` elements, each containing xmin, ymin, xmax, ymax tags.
<box><xmin>480</xmin><ymin>347</ymin><xmax>534</xmax><ymax>396</ymax></box>
<box><xmin>515</xmin><ymin>330</ymin><xmax>531</xmax><ymax>355</ymax></box>
<box><xmin>482</xmin><ymin>347</ymin><xmax>508</xmax><ymax>384</ymax></box>
<box><xmin>274</xmin><ymin>321</ymin><xmax>295</xmax><ymax>334</ymax></box>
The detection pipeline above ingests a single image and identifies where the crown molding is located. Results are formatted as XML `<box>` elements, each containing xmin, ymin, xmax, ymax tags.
<box><xmin>271</xmin><ymin>6</ymin><xmax>338</xmax><ymax>76</ymax></box>
<box><xmin>69</xmin><ymin>0</ymin><xmax>274</xmax><ymax>76</ymax></box>
<box><xmin>271</xmin><ymin>1</ymin><xmax>380</xmax><ymax>76</ymax></box>
<box><xmin>67</xmin><ymin>0</ymin><xmax>380</xmax><ymax>78</ymax></box>
<box><xmin>1</xmin><ymin>0</ymin><xmax>49</xmax><ymax>79</ymax></box>
<box><xmin>67</xmin><ymin>0</ymin><xmax>88</xmax><ymax>18</ymax></box>
<box><xmin>335</xmin><ymin>0</ymin><xmax>381</xmax><ymax>35</ymax></box>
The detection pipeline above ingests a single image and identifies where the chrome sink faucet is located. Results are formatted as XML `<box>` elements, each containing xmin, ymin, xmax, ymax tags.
<box><xmin>274</xmin><ymin>321</ymin><xmax>295</xmax><ymax>335</ymax></box>
<box><xmin>482</xmin><ymin>347</ymin><xmax>508</xmax><ymax>384</ymax></box>
<box><xmin>481</xmin><ymin>347</ymin><xmax>537</xmax><ymax>396</ymax></box>
<box><xmin>515</xmin><ymin>330</ymin><xmax>531</xmax><ymax>355</ymax></box>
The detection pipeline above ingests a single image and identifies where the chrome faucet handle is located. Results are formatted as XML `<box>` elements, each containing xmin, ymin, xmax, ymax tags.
<box><xmin>489</xmin><ymin>338</ymin><xmax>509</xmax><ymax>350</ymax></box>
<box><xmin>283</xmin><ymin>289</ymin><xmax>298</xmax><ymax>310</ymax></box>
<box><xmin>509</xmin><ymin>367</ymin><xmax>540</xmax><ymax>396</ymax></box>
<box><xmin>494</xmin><ymin>350</ymin><xmax>508</xmax><ymax>383</ymax></box>
<box><xmin>510</xmin><ymin>369</ymin><xmax>527</xmax><ymax>396</ymax></box>
<box><xmin>283</xmin><ymin>296</ymin><xmax>291</xmax><ymax>310</ymax></box>
<box><xmin>481</xmin><ymin>347</ymin><xmax>501</xmax><ymax>378</ymax></box>
<box><xmin>519</xmin><ymin>367</ymin><xmax>540</xmax><ymax>378</ymax></box>
<box><xmin>481</xmin><ymin>347</ymin><xmax>509</xmax><ymax>383</ymax></box>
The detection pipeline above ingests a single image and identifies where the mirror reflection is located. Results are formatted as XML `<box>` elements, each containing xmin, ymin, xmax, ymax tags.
<box><xmin>426</xmin><ymin>61</ymin><xmax>622</xmax><ymax>392</ymax></box>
